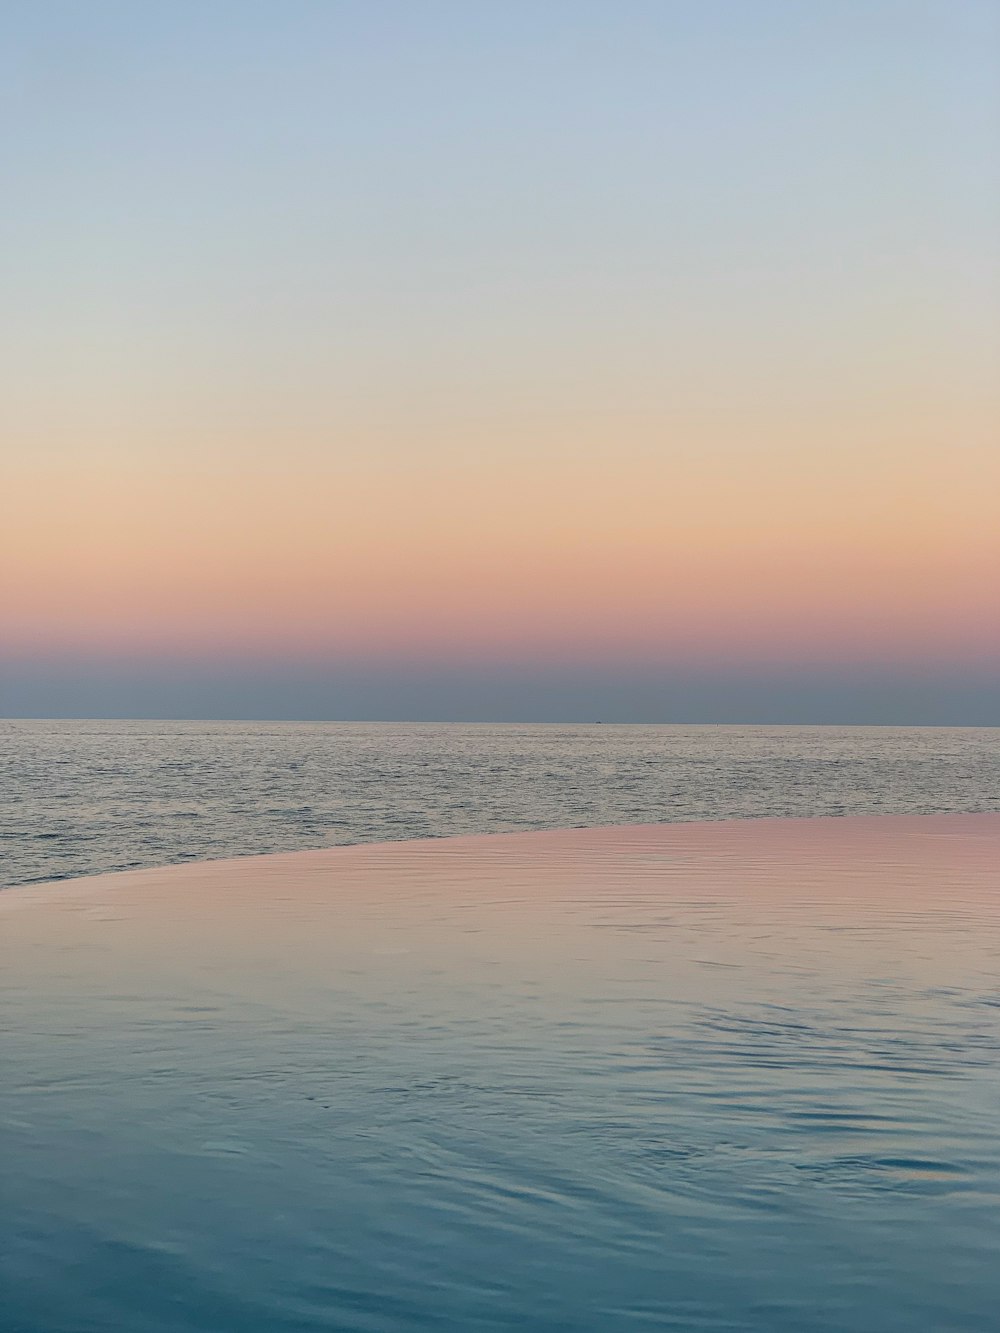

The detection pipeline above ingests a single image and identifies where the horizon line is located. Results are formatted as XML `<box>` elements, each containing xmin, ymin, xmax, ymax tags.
<box><xmin>3</xmin><ymin>716</ymin><xmax>998</xmax><ymax>730</ymax></box>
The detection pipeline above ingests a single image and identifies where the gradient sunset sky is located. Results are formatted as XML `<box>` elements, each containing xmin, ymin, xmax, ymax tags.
<box><xmin>2</xmin><ymin>1</ymin><xmax>998</xmax><ymax>722</ymax></box>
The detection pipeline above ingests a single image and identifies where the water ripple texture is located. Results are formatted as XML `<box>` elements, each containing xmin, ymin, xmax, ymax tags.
<box><xmin>2</xmin><ymin>720</ymin><xmax>999</xmax><ymax>887</ymax></box>
<box><xmin>3</xmin><ymin>815</ymin><xmax>1000</xmax><ymax>1331</ymax></box>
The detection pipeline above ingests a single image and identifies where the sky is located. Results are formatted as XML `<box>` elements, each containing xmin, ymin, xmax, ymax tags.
<box><xmin>2</xmin><ymin>0</ymin><xmax>998</xmax><ymax>722</ymax></box>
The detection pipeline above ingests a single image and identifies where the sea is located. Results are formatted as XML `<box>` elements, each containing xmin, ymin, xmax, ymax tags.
<box><xmin>3</xmin><ymin>719</ymin><xmax>1000</xmax><ymax>889</ymax></box>
<box><xmin>4</xmin><ymin>720</ymin><xmax>1000</xmax><ymax>1332</ymax></box>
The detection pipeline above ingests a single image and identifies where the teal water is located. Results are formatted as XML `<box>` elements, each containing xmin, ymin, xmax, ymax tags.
<box><xmin>3</xmin><ymin>814</ymin><xmax>999</xmax><ymax>1331</ymax></box>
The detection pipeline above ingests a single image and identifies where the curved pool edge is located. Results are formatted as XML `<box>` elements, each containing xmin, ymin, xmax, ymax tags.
<box><xmin>3</xmin><ymin>807</ymin><xmax>999</xmax><ymax>914</ymax></box>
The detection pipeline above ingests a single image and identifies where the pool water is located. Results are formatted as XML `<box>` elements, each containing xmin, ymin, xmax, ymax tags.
<box><xmin>3</xmin><ymin>814</ymin><xmax>1000</xmax><ymax>1331</ymax></box>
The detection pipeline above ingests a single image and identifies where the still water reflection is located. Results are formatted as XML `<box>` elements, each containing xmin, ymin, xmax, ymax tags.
<box><xmin>3</xmin><ymin>815</ymin><xmax>1000</xmax><ymax>1331</ymax></box>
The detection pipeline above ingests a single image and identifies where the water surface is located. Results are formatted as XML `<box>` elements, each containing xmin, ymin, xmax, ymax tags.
<box><xmin>3</xmin><ymin>814</ymin><xmax>999</xmax><ymax>1331</ymax></box>
<box><xmin>3</xmin><ymin>719</ymin><xmax>999</xmax><ymax>887</ymax></box>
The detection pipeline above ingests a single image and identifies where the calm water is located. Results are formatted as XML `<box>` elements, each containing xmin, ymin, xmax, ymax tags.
<box><xmin>3</xmin><ymin>815</ymin><xmax>1000</xmax><ymax>1332</ymax></box>
<box><xmin>3</xmin><ymin>720</ymin><xmax>999</xmax><ymax>888</ymax></box>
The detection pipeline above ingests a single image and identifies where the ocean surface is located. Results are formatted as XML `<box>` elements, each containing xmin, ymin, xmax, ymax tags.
<box><xmin>4</xmin><ymin>814</ymin><xmax>1000</xmax><ymax>1333</ymax></box>
<box><xmin>3</xmin><ymin>719</ymin><xmax>1000</xmax><ymax>889</ymax></box>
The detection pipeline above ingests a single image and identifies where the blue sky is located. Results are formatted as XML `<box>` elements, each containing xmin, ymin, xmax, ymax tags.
<box><xmin>2</xmin><ymin>1</ymin><xmax>998</xmax><ymax>721</ymax></box>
